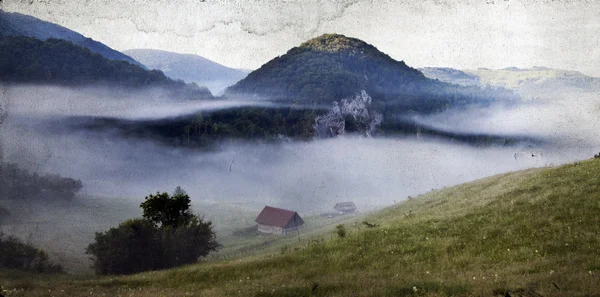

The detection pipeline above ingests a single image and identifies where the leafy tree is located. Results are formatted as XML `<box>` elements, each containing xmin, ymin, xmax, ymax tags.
<box><xmin>160</xmin><ymin>216</ymin><xmax>219</xmax><ymax>267</ymax></box>
<box><xmin>140</xmin><ymin>192</ymin><xmax>193</xmax><ymax>229</ymax></box>
<box><xmin>85</xmin><ymin>219</ymin><xmax>161</xmax><ymax>275</ymax></box>
<box><xmin>173</xmin><ymin>186</ymin><xmax>187</xmax><ymax>196</ymax></box>
<box><xmin>86</xmin><ymin>191</ymin><xmax>219</xmax><ymax>275</ymax></box>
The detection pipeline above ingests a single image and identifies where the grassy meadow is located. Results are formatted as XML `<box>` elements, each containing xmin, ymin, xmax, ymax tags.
<box><xmin>1</xmin><ymin>158</ymin><xmax>600</xmax><ymax>296</ymax></box>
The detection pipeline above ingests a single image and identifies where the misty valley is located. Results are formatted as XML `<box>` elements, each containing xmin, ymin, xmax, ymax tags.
<box><xmin>1</xmin><ymin>5</ymin><xmax>600</xmax><ymax>297</ymax></box>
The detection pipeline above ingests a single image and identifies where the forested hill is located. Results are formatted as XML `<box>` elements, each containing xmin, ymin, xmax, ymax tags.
<box><xmin>0</xmin><ymin>10</ymin><xmax>142</xmax><ymax>67</ymax></box>
<box><xmin>0</xmin><ymin>35</ymin><xmax>213</xmax><ymax>99</ymax></box>
<box><xmin>228</xmin><ymin>34</ymin><xmax>518</xmax><ymax>113</ymax></box>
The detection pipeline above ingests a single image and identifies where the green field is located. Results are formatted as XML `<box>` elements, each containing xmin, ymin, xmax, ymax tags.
<box><xmin>2</xmin><ymin>158</ymin><xmax>600</xmax><ymax>296</ymax></box>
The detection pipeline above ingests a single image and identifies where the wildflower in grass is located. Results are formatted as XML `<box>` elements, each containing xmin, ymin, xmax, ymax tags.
<box><xmin>550</xmin><ymin>270</ymin><xmax>555</xmax><ymax>275</ymax></box>
<box><xmin>412</xmin><ymin>286</ymin><xmax>418</xmax><ymax>293</ymax></box>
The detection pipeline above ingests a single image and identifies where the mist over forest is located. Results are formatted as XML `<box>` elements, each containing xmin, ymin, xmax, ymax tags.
<box><xmin>1</xmin><ymin>20</ymin><xmax>600</xmax><ymax>277</ymax></box>
<box><xmin>2</xmin><ymin>82</ymin><xmax>598</xmax><ymax>213</ymax></box>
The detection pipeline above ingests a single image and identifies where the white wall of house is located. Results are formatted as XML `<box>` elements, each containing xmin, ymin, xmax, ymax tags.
<box><xmin>258</xmin><ymin>224</ymin><xmax>283</xmax><ymax>234</ymax></box>
<box><xmin>257</xmin><ymin>224</ymin><xmax>299</xmax><ymax>235</ymax></box>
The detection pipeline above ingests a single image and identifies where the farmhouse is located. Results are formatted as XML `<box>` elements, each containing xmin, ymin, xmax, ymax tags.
<box><xmin>334</xmin><ymin>201</ymin><xmax>357</xmax><ymax>214</ymax></box>
<box><xmin>255</xmin><ymin>206</ymin><xmax>305</xmax><ymax>235</ymax></box>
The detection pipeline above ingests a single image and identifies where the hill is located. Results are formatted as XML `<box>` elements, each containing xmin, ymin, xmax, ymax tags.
<box><xmin>228</xmin><ymin>34</ymin><xmax>517</xmax><ymax>113</ymax></box>
<box><xmin>3</xmin><ymin>157</ymin><xmax>599</xmax><ymax>296</ymax></box>
<box><xmin>124</xmin><ymin>49</ymin><xmax>248</xmax><ymax>95</ymax></box>
<box><xmin>74</xmin><ymin>35</ymin><xmax>530</xmax><ymax>147</ymax></box>
<box><xmin>0</xmin><ymin>10</ymin><xmax>141</xmax><ymax>67</ymax></box>
<box><xmin>466</xmin><ymin>67</ymin><xmax>600</xmax><ymax>97</ymax></box>
<box><xmin>0</xmin><ymin>35</ymin><xmax>212</xmax><ymax>98</ymax></box>
<box><xmin>418</xmin><ymin>67</ymin><xmax>480</xmax><ymax>87</ymax></box>
<box><xmin>420</xmin><ymin>66</ymin><xmax>600</xmax><ymax>99</ymax></box>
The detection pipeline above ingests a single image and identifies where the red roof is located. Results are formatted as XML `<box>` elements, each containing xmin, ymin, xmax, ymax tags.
<box><xmin>255</xmin><ymin>206</ymin><xmax>304</xmax><ymax>228</ymax></box>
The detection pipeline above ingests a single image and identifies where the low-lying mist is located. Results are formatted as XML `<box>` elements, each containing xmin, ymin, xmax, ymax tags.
<box><xmin>408</xmin><ymin>91</ymin><xmax>600</xmax><ymax>150</ymax></box>
<box><xmin>2</xmin><ymin>85</ymin><xmax>599</xmax><ymax>213</ymax></box>
<box><xmin>2</xmin><ymin>84</ymin><xmax>274</xmax><ymax>120</ymax></box>
<box><xmin>2</xmin><ymin>83</ymin><xmax>599</xmax><ymax>273</ymax></box>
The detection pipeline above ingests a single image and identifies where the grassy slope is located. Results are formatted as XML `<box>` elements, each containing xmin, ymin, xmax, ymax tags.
<box><xmin>2</xmin><ymin>158</ymin><xmax>600</xmax><ymax>296</ymax></box>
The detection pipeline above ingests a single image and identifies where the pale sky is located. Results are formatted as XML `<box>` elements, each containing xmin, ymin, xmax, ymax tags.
<box><xmin>4</xmin><ymin>0</ymin><xmax>600</xmax><ymax>76</ymax></box>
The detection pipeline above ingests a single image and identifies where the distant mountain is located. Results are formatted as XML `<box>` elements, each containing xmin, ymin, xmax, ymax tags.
<box><xmin>420</xmin><ymin>66</ymin><xmax>600</xmax><ymax>98</ymax></box>
<box><xmin>228</xmin><ymin>34</ymin><xmax>517</xmax><ymax>113</ymax></box>
<box><xmin>418</xmin><ymin>67</ymin><xmax>480</xmax><ymax>87</ymax></box>
<box><xmin>75</xmin><ymin>34</ymin><xmax>530</xmax><ymax>148</ymax></box>
<box><xmin>465</xmin><ymin>67</ymin><xmax>600</xmax><ymax>95</ymax></box>
<box><xmin>0</xmin><ymin>35</ymin><xmax>212</xmax><ymax>99</ymax></box>
<box><xmin>124</xmin><ymin>49</ymin><xmax>248</xmax><ymax>95</ymax></box>
<box><xmin>0</xmin><ymin>10</ymin><xmax>141</xmax><ymax>67</ymax></box>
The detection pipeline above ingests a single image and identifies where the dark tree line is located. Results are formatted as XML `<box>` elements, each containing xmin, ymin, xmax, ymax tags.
<box><xmin>0</xmin><ymin>34</ymin><xmax>212</xmax><ymax>99</ymax></box>
<box><xmin>0</xmin><ymin>162</ymin><xmax>83</xmax><ymax>201</ymax></box>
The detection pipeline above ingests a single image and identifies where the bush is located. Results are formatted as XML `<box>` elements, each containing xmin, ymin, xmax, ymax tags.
<box><xmin>0</xmin><ymin>233</ymin><xmax>63</xmax><ymax>273</ymax></box>
<box><xmin>85</xmin><ymin>219</ymin><xmax>162</xmax><ymax>275</ymax></box>
<box><xmin>86</xmin><ymin>191</ymin><xmax>219</xmax><ymax>275</ymax></box>
<box><xmin>335</xmin><ymin>224</ymin><xmax>347</xmax><ymax>238</ymax></box>
<box><xmin>594</xmin><ymin>152</ymin><xmax>600</xmax><ymax>159</ymax></box>
<box><xmin>0</xmin><ymin>162</ymin><xmax>83</xmax><ymax>201</ymax></box>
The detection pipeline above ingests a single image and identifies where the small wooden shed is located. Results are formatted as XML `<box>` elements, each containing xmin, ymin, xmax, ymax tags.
<box><xmin>333</xmin><ymin>201</ymin><xmax>357</xmax><ymax>214</ymax></box>
<box><xmin>255</xmin><ymin>206</ymin><xmax>305</xmax><ymax>235</ymax></box>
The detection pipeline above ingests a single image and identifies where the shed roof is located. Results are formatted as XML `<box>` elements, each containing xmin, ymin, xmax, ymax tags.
<box><xmin>255</xmin><ymin>206</ymin><xmax>304</xmax><ymax>228</ymax></box>
<box><xmin>334</xmin><ymin>201</ymin><xmax>356</xmax><ymax>210</ymax></box>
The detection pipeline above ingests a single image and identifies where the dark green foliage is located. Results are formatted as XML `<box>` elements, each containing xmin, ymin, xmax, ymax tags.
<box><xmin>85</xmin><ymin>219</ymin><xmax>162</xmax><ymax>275</ymax></box>
<box><xmin>179</xmin><ymin>107</ymin><xmax>317</xmax><ymax>145</ymax></box>
<box><xmin>0</xmin><ymin>233</ymin><xmax>63</xmax><ymax>273</ymax></box>
<box><xmin>0</xmin><ymin>35</ymin><xmax>212</xmax><ymax>98</ymax></box>
<box><xmin>86</xmin><ymin>192</ymin><xmax>219</xmax><ymax>275</ymax></box>
<box><xmin>140</xmin><ymin>192</ymin><xmax>194</xmax><ymax>229</ymax></box>
<box><xmin>0</xmin><ymin>162</ymin><xmax>83</xmax><ymax>201</ymax></box>
<box><xmin>160</xmin><ymin>216</ymin><xmax>219</xmax><ymax>268</ymax></box>
<box><xmin>594</xmin><ymin>152</ymin><xmax>600</xmax><ymax>159</ymax></box>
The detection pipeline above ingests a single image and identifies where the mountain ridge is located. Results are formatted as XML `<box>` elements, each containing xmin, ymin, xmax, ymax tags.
<box><xmin>124</xmin><ymin>49</ymin><xmax>248</xmax><ymax>95</ymax></box>
<box><xmin>0</xmin><ymin>10</ymin><xmax>142</xmax><ymax>67</ymax></box>
<box><xmin>0</xmin><ymin>35</ymin><xmax>213</xmax><ymax>99</ymax></box>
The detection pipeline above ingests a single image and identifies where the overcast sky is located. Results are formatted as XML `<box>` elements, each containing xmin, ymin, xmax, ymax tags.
<box><xmin>4</xmin><ymin>0</ymin><xmax>599</xmax><ymax>76</ymax></box>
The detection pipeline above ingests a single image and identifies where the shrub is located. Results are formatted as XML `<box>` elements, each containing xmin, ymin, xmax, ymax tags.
<box><xmin>85</xmin><ymin>219</ymin><xmax>162</xmax><ymax>275</ymax></box>
<box><xmin>0</xmin><ymin>233</ymin><xmax>63</xmax><ymax>273</ymax></box>
<box><xmin>335</xmin><ymin>224</ymin><xmax>347</xmax><ymax>238</ymax></box>
<box><xmin>86</xmin><ymin>191</ymin><xmax>219</xmax><ymax>275</ymax></box>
